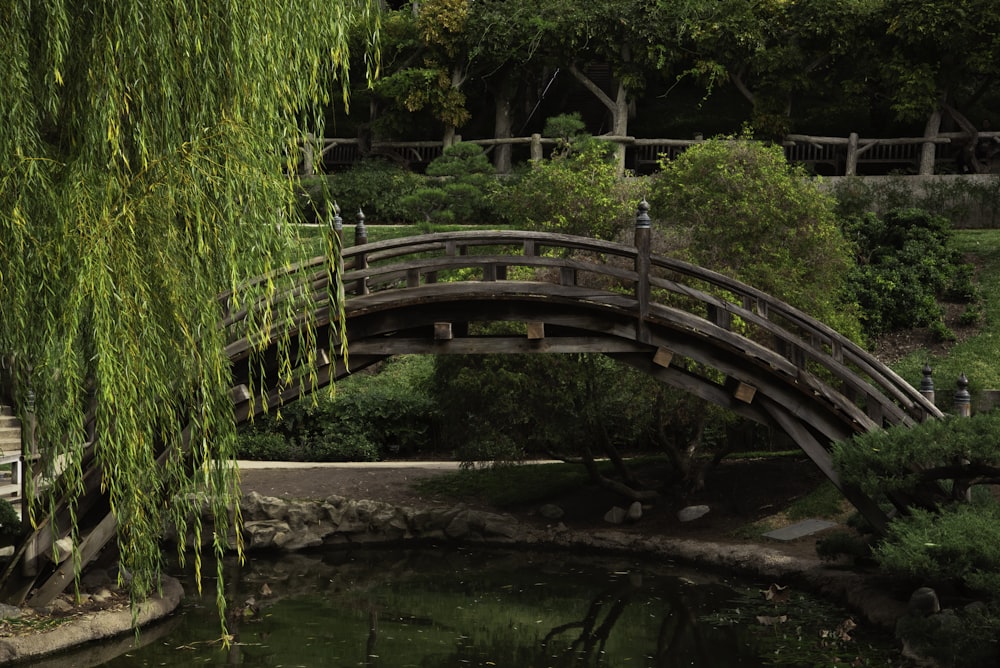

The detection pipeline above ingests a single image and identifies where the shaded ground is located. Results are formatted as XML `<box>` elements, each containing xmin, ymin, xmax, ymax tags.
<box><xmin>238</xmin><ymin>456</ymin><xmax>838</xmax><ymax>561</ymax></box>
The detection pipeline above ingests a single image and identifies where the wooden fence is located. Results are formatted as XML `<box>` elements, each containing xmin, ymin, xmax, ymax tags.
<box><xmin>306</xmin><ymin>131</ymin><xmax>1000</xmax><ymax>177</ymax></box>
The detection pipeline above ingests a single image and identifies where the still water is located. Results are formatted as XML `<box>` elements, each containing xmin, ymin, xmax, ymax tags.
<box><xmin>37</xmin><ymin>547</ymin><xmax>897</xmax><ymax>667</ymax></box>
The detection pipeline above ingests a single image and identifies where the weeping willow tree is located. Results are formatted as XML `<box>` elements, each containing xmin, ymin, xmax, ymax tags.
<box><xmin>0</xmin><ymin>0</ymin><xmax>379</xmax><ymax>625</ymax></box>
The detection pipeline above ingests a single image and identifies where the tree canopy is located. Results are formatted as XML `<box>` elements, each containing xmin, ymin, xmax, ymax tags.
<box><xmin>0</xmin><ymin>0</ymin><xmax>379</xmax><ymax>624</ymax></box>
<box><xmin>350</xmin><ymin>0</ymin><xmax>1000</xmax><ymax>165</ymax></box>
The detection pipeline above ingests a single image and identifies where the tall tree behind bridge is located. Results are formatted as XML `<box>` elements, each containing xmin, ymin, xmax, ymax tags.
<box><xmin>0</xmin><ymin>0</ymin><xmax>378</xmax><ymax>617</ymax></box>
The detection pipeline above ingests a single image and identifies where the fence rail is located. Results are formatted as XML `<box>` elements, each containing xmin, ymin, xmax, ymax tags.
<box><xmin>307</xmin><ymin>131</ymin><xmax>1000</xmax><ymax>177</ymax></box>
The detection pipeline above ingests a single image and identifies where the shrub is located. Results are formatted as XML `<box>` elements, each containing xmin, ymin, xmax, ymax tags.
<box><xmin>314</xmin><ymin>159</ymin><xmax>424</xmax><ymax>223</ymax></box>
<box><xmin>876</xmin><ymin>503</ymin><xmax>1000</xmax><ymax>598</ymax></box>
<box><xmin>239</xmin><ymin>356</ymin><xmax>438</xmax><ymax>461</ymax></box>
<box><xmin>648</xmin><ymin>136</ymin><xmax>862</xmax><ymax>340</ymax></box>
<box><xmin>399</xmin><ymin>142</ymin><xmax>499</xmax><ymax>224</ymax></box>
<box><xmin>494</xmin><ymin>139</ymin><xmax>633</xmax><ymax>239</ymax></box>
<box><xmin>237</xmin><ymin>431</ymin><xmax>297</xmax><ymax>461</ymax></box>
<box><xmin>429</xmin><ymin>333</ymin><xmax>658</xmax><ymax>465</ymax></box>
<box><xmin>0</xmin><ymin>499</ymin><xmax>22</xmax><ymax>545</ymax></box>
<box><xmin>833</xmin><ymin>411</ymin><xmax>1000</xmax><ymax>503</ymax></box>
<box><xmin>841</xmin><ymin>207</ymin><xmax>978</xmax><ymax>336</ymax></box>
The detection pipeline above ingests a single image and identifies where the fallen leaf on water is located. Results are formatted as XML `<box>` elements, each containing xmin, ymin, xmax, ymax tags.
<box><xmin>755</xmin><ymin>614</ymin><xmax>788</xmax><ymax>626</ymax></box>
<box><xmin>762</xmin><ymin>583</ymin><xmax>789</xmax><ymax>603</ymax></box>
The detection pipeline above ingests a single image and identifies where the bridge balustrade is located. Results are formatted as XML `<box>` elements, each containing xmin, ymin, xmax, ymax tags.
<box><xmin>220</xmin><ymin>210</ymin><xmax>941</xmax><ymax>444</ymax></box>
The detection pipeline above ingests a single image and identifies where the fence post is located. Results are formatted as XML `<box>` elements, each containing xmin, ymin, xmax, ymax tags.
<box><xmin>953</xmin><ymin>372</ymin><xmax>971</xmax><ymax>417</ymax></box>
<box><xmin>355</xmin><ymin>207</ymin><xmax>368</xmax><ymax>246</ymax></box>
<box><xmin>330</xmin><ymin>202</ymin><xmax>343</xmax><ymax>245</ymax></box>
<box><xmin>845</xmin><ymin>132</ymin><xmax>859</xmax><ymax>176</ymax></box>
<box><xmin>919</xmin><ymin>363</ymin><xmax>935</xmax><ymax>405</ymax></box>
<box><xmin>354</xmin><ymin>208</ymin><xmax>369</xmax><ymax>295</ymax></box>
<box><xmin>530</xmin><ymin>134</ymin><xmax>543</xmax><ymax>162</ymax></box>
<box><xmin>634</xmin><ymin>199</ymin><xmax>651</xmax><ymax>344</ymax></box>
<box><xmin>302</xmin><ymin>132</ymin><xmax>315</xmax><ymax>176</ymax></box>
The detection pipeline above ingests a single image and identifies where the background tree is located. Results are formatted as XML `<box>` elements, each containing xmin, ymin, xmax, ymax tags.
<box><xmin>674</xmin><ymin>0</ymin><xmax>880</xmax><ymax>138</ymax></box>
<box><xmin>537</xmin><ymin>0</ymin><xmax>685</xmax><ymax>174</ymax></box>
<box><xmin>876</xmin><ymin>0</ymin><xmax>1000</xmax><ymax>172</ymax></box>
<box><xmin>400</xmin><ymin>142</ymin><xmax>497</xmax><ymax>223</ymax></box>
<box><xmin>372</xmin><ymin>0</ymin><xmax>470</xmax><ymax>144</ymax></box>
<box><xmin>463</xmin><ymin>0</ymin><xmax>554</xmax><ymax>173</ymax></box>
<box><xmin>0</xmin><ymin>0</ymin><xmax>379</xmax><ymax>622</ymax></box>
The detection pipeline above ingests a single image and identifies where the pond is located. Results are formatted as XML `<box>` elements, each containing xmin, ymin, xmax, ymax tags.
<box><xmin>35</xmin><ymin>546</ymin><xmax>898</xmax><ymax>667</ymax></box>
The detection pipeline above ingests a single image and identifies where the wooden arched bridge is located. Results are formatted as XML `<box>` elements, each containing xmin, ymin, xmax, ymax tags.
<box><xmin>223</xmin><ymin>213</ymin><xmax>941</xmax><ymax>518</ymax></box>
<box><xmin>3</xmin><ymin>210</ymin><xmax>942</xmax><ymax>606</ymax></box>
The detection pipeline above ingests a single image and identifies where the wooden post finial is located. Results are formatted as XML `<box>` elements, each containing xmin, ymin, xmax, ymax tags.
<box><xmin>635</xmin><ymin>198</ymin><xmax>651</xmax><ymax>229</ymax></box>
<box><xmin>355</xmin><ymin>207</ymin><xmax>368</xmax><ymax>246</ymax></box>
<box><xmin>919</xmin><ymin>363</ymin><xmax>935</xmax><ymax>404</ymax></box>
<box><xmin>954</xmin><ymin>372</ymin><xmax>971</xmax><ymax>417</ymax></box>
<box><xmin>331</xmin><ymin>201</ymin><xmax>343</xmax><ymax>243</ymax></box>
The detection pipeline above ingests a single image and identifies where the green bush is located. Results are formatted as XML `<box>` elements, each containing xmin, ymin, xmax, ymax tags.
<box><xmin>840</xmin><ymin>207</ymin><xmax>979</xmax><ymax>336</ymax></box>
<box><xmin>832</xmin><ymin>174</ymin><xmax>1000</xmax><ymax>230</ymax></box>
<box><xmin>0</xmin><ymin>498</ymin><xmax>22</xmax><ymax>545</ymax></box>
<box><xmin>648</xmin><ymin>136</ymin><xmax>862</xmax><ymax>340</ymax></box>
<box><xmin>312</xmin><ymin>159</ymin><xmax>424</xmax><ymax>223</ymax></box>
<box><xmin>237</xmin><ymin>431</ymin><xmax>297</xmax><ymax>461</ymax></box>
<box><xmin>834</xmin><ymin>411</ymin><xmax>1000</xmax><ymax>502</ymax></box>
<box><xmin>493</xmin><ymin>139</ymin><xmax>634</xmax><ymax>239</ymax></box>
<box><xmin>877</xmin><ymin>503</ymin><xmax>1000</xmax><ymax>598</ymax></box>
<box><xmin>239</xmin><ymin>356</ymin><xmax>438</xmax><ymax>461</ymax></box>
<box><xmin>429</xmin><ymin>334</ymin><xmax>658</xmax><ymax>465</ymax></box>
<box><xmin>399</xmin><ymin>142</ymin><xmax>499</xmax><ymax>224</ymax></box>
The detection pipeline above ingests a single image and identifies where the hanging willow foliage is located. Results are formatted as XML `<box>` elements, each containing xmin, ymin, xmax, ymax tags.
<box><xmin>0</xmin><ymin>0</ymin><xmax>379</xmax><ymax>627</ymax></box>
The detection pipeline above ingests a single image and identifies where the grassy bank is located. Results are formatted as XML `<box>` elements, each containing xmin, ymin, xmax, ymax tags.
<box><xmin>891</xmin><ymin>229</ymin><xmax>1000</xmax><ymax>406</ymax></box>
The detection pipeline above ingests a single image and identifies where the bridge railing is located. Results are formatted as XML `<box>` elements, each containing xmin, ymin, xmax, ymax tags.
<box><xmin>220</xmin><ymin>212</ymin><xmax>942</xmax><ymax>434</ymax></box>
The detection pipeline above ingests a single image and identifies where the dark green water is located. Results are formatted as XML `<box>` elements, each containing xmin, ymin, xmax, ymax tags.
<box><xmin>36</xmin><ymin>547</ymin><xmax>898</xmax><ymax>667</ymax></box>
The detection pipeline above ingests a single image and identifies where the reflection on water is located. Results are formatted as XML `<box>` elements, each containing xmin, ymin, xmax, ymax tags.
<box><xmin>36</xmin><ymin>546</ymin><xmax>887</xmax><ymax>667</ymax></box>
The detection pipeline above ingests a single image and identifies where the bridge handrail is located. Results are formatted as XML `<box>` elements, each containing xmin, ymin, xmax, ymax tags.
<box><xmin>644</xmin><ymin>254</ymin><xmax>938</xmax><ymax>421</ymax></box>
<box><xmin>222</xmin><ymin>228</ymin><xmax>941</xmax><ymax>426</ymax></box>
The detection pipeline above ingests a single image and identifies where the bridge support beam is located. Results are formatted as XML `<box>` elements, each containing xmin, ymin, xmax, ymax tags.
<box><xmin>763</xmin><ymin>401</ymin><xmax>889</xmax><ymax>533</ymax></box>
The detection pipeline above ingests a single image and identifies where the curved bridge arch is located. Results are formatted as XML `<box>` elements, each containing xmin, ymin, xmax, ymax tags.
<box><xmin>224</xmin><ymin>228</ymin><xmax>942</xmax><ymax>530</ymax></box>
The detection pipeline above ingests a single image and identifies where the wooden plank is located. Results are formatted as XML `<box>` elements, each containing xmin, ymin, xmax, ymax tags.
<box><xmin>609</xmin><ymin>352</ymin><xmax>772</xmax><ymax>426</ymax></box>
<box><xmin>349</xmin><ymin>337</ymin><xmax>647</xmax><ymax>355</ymax></box>
<box><xmin>527</xmin><ymin>322</ymin><xmax>545</xmax><ymax>340</ymax></box>
<box><xmin>29</xmin><ymin>512</ymin><xmax>118</xmax><ymax>608</ymax></box>
<box><xmin>229</xmin><ymin>384</ymin><xmax>251</xmax><ymax>404</ymax></box>
<box><xmin>344</xmin><ymin>254</ymin><xmax>637</xmax><ymax>289</ymax></box>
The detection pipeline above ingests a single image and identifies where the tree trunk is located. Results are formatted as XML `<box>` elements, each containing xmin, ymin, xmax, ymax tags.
<box><xmin>943</xmin><ymin>102</ymin><xmax>986</xmax><ymax>174</ymax></box>
<box><xmin>610</xmin><ymin>82</ymin><xmax>629</xmax><ymax>175</ymax></box>
<box><xmin>567</xmin><ymin>65</ymin><xmax>629</xmax><ymax>176</ymax></box>
<box><xmin>492</xmin><ymin>78</ymin><xmax>515</xmax><ymax>174</ymax></box>
<box><xmin>920</xmin><ymin>107</ymin><xmax>942</xmax><ymax>175</ymax></box>
<box><xmin>442</xmin><ymin>66</ymin><xmax>466</xmax><ymax>147</ymax></box>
